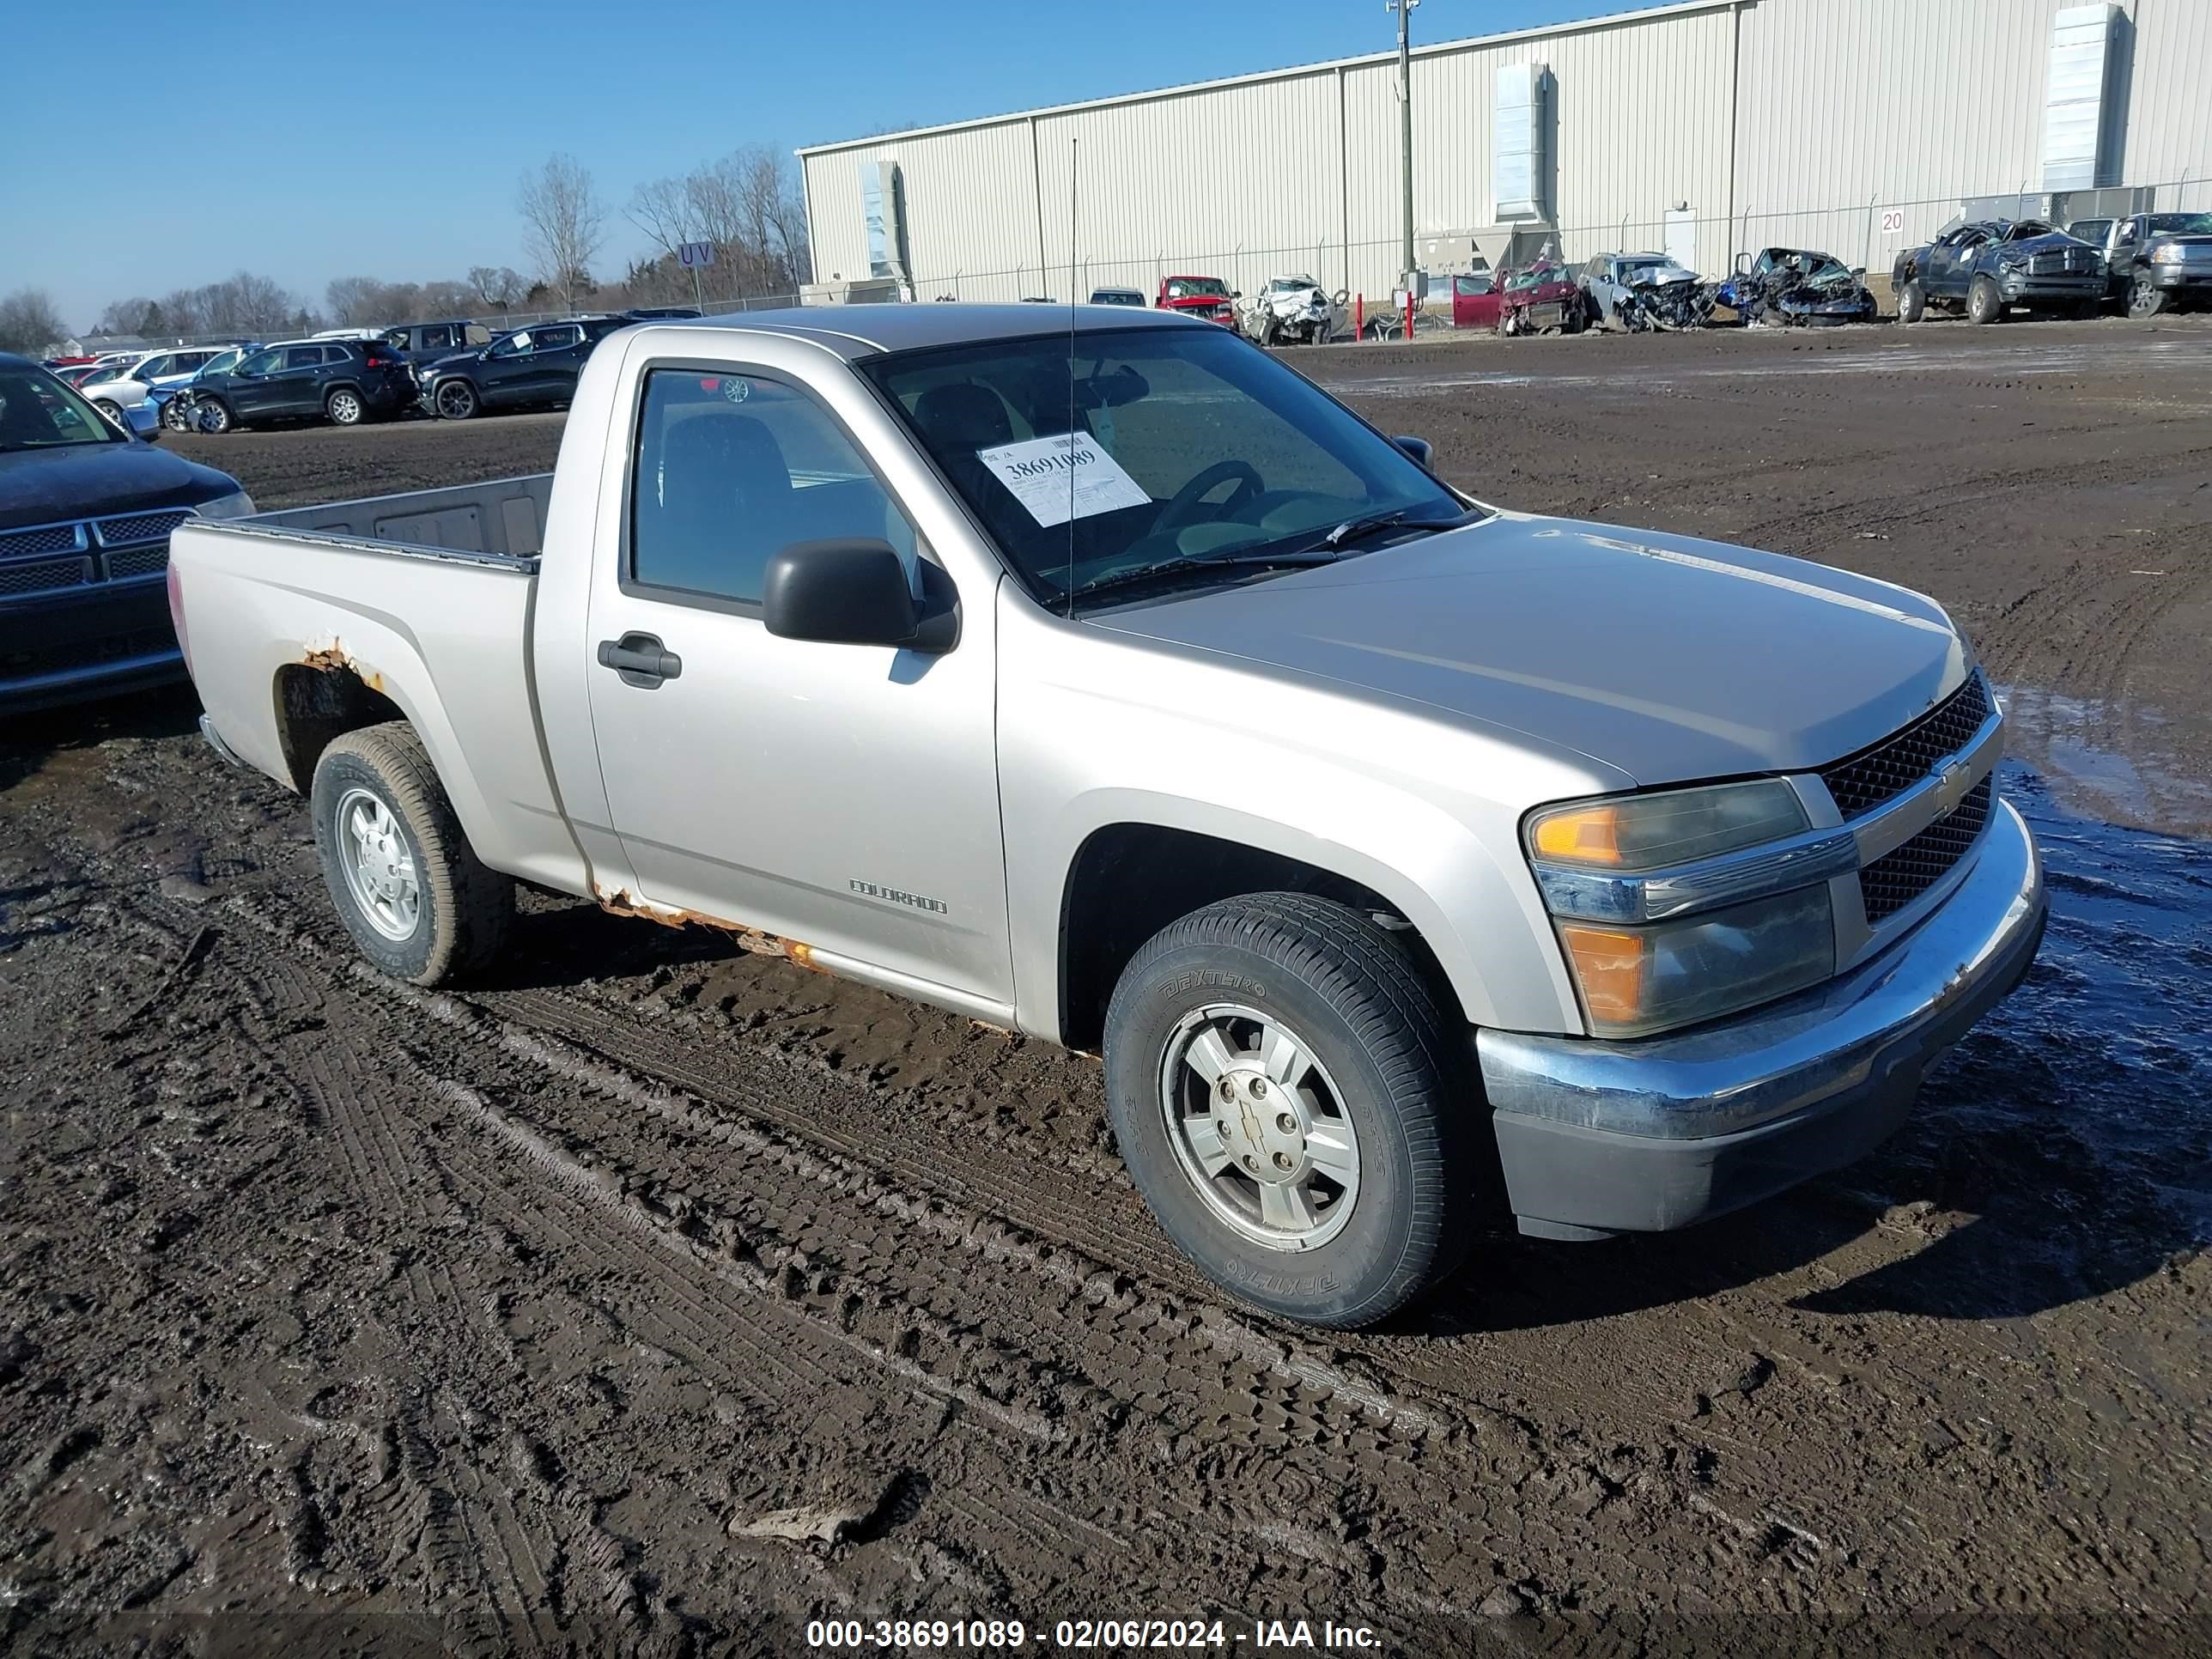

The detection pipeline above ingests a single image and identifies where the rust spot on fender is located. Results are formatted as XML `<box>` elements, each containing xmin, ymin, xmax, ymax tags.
<box><xmin>592</xmin><ymin>884</ymin><xmax>799</xmax><ymax>962</ymax></box>
<box><xmin>299</xmin><ymin>639</ymin><xmax>386</xmax><ymax>694</ymax></box>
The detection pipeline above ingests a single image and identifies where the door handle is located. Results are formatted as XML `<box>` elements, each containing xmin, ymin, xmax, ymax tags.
<box><xmin>597</xmin><ymin>632</ymin><xmax>683</xmax><ymax>688</ymax></box>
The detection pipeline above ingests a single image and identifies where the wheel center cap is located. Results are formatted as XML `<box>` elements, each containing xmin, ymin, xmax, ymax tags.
<box><xmin>1215</xmin><ymin>1067</ymin><xmax>1306</xmax><ymax>1182</ymax></box>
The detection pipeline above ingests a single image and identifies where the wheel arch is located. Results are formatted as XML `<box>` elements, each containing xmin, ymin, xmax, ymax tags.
<box><xmin>1047</xmin><ymin>802</ymin><xmax>1573</xmax><ymax>1054</ymax></box>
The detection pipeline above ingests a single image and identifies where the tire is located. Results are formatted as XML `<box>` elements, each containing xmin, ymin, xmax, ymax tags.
<box><xmin>2128</xmin><ymin>272</ymin><xmax>2168</xmax><ymax>319</ymax></box>
<box><xmin>1967</xmin><ymin>275</ymin><xmax>2004</xmax><ymax>325</ymax></box>
<box><xmin>1103</xmin><ymin>892</ymin><xmax>1477</xmax><ymax>1329</ymax></box>
<box><xmin>325</xmin><ymin>386</ymin><xmax>365</xmax><ymax>426</ymax></box>
<box><xmin>1896</xmin><ymin>279</ymin><xmax>1925</xmax><ymax>325</ymax></box>
<box><xmin>433</xmin><ymin>378</ymin><xmax>478</xmax><ymax>420</ymax></box>
<box><xmin>196</xmin><ymin>397</ymin><xmax>234</xmax><ymax>434</ymax></box>
<box><xmin>160</xmin><ymin>398</ymin><xmax>191</xmax><ymax>432</ymax></box>
<box><xmin>311</xmin><ymin>722</ymin><xmax>514</xmax><ymax>986</ymax></box>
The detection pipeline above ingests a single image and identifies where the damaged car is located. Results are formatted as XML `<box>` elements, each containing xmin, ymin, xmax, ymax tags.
<box><xmin>1893</xmin><ymin>221</ymin><xmax>2104</xmax><ymax>325</ymax></box>
<box><xmin>1586</xmin><ymin>254</ymin><xmax>1715</xmax><ymax>331</ymax></box>
<box><xmin>1245</xmin><ymin>274</ymin><xmax>1348</xmax><ymax>346</ymax></box>
<box><xmin>1498</xmin><ymin>260</ymin><xmax>1588</xmax><ymax>336</ymax></box>
<box><xmin>1717</xmin><ymin>247</ymin><xmax>1878</xmax><ymax>326</ymax></box>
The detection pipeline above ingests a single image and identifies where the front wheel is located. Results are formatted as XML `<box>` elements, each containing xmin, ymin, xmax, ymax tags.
<box><xmin>1967</xmin><ymin>275</ymin><xmax>2005</xmax><ymax>325</ymax></box>
<box><xmin>312</xmin><ymin>722</ymin><xmax>514</xmax><ymax>986</ymax></box>
<box><xmin>325</xmin><ymin>386</ymin><xmax>365</xmax><ymax>425</ymax></box>
<box><xmin>433</xmin><ymin>378</ymin><xmax>478</xmax><ymax>420</ymax></box>
<box><xmin>2128</xmin><ymin>273</ymin><xmax>2168</xmax><ymax>319</ymax></box>
<box><xmin>194</xmin><ymin>397</ymin><xmax>234</xmax><ymax>434</ymax></box>
<box><xmin>1896</xmin><ymin>279</ymin><xmax>1926</xmax><ymax>324</ymax></box>
<box><xmin>1103</xmin><ymin>892</ymin><xmax>1477</xmax><ymax>1328</ymax></box>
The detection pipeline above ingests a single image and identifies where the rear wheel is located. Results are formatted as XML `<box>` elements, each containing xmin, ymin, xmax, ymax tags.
<box><xmin>325</xmin><ymin>386</ymin><xmax>365</xmax><ymax>425</ymax></box>
<box><xmin>1103</xmin><ymin>892</ymin><xmax>1477</xmax><ymax>1329</ymax></box>
<box><xmin>2128</xmin><ymin>272</ymin><xmax>2168</xmax><ymax>319</ymax></box>
<box><xmin>433</xmin><ymin>378</ymin><xmax>478</xmax><ymax>420</ymax></box>
<box><xmin>312</xmin><ymin>722</ymin><xmax>513</xmax><ymax>986</ymax></box>
<box><xmin>1896</xmin><ymin>279</ymin><xmax>1925</xmax><ymax>324</ymax></box>
<box><xmin>1967</xmin><ymin>275</ymin><xmax>2005</xmax><ymax>325</ymax></box>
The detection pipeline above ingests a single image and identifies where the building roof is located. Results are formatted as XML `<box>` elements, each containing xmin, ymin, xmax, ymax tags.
<box><xmin>797</xmin><ymin>0</ymin><xmax>1730</xmax><ymax>157</ymax></box>
<box><xmin>629</xmin><ymin>302</ymin><xmax>1205</xmax><ymax>360</ymax></box>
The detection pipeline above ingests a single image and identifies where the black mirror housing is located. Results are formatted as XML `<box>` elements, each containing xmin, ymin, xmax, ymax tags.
<box><xmin>763</xmin><ymin>538</ymin><xmax>954</xmax><ymax>653</ymax></box>
<box><xmin>1391</xmin><ymin>434</ymin><xmax>1434</xmax><ymax>469</ymax></box>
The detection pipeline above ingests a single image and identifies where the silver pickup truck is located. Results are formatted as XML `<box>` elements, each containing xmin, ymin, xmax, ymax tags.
<box><xmin>171</xmin><ymin>306</ymin><xmax>2046</xmax><ymax>1328</ymax></box>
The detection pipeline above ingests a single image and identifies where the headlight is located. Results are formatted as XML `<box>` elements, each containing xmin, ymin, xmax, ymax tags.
<box><xmin>1527</xmin><ymin>779</ymin><xmax>1840</xmax><ymax>1037</ymax></box>
<box><xmin>1555</xmin><ymin>886</ymin><xmax>1835</xmax><ymax>1037</ymax></box>
<box><xmin>192</xmin><ymin>490</ymin><xmax>258</xmax><ymax>520</ymax></box>
<box><xmin>1528</xmin><ymin>778</ymin><xmax>1808</xmax><ymax>870</ymax></box>
<box><xmin>2149</xmin><ymin>241</ymin><xmax>2183</xmax><ymax>263</ymax></box>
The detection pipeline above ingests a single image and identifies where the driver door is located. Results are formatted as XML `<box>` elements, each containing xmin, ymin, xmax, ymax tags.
<box><xmin>581</xmin><ymin>360</ymin><xmax>1012</xmax><ymax>1006</ymax></box>
<box><xmin>478</xmin><ymin>331</ymin><xmax>532</xmax><ymax>405</ymax></box>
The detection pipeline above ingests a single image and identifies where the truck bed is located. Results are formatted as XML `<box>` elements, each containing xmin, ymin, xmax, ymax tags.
<box><xmin>170</xmin><ymin>472</ymin><xmax>585</xmax><ymax>895</ymax></box>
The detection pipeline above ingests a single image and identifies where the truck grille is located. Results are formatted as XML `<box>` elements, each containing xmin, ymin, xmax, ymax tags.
<box><xmin>94</xmin><ymin>508</ymin><xmax>194</xmax><ymax>545</ymax></box>
<box><xmin>1860</xmin><ymin>776</ymin><xmax>1993</xmax><ymax>922</ymax></box>
<box><xmin>0</xmin><ymin>557</ymin><xmax>92</xmax><ymax>596</ymax></box>
<box><xmin>1818</xmin><ymin>674</ymin><xmax>1992</xmax><ymax>818</ymax></box>
<box><xmin>2</xmin><ymin>511</ymin><xmax>195</xmax><ymax>601</ymax></box>
<box><xmin>2028</xmin><ymin>248</ymin><xmax>2097</xmax><ymax>276</ymax></box>
<box><xmin>0</xmin><ymin>524</ymin><xmax>84</xmax><ymax>560</ymax></box>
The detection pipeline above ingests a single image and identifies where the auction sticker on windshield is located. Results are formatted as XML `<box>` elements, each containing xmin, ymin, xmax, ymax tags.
<box><xmin>977</xmin><ymin>432</ymin><xmax>1150</xmax><ymax>527</ymax></box>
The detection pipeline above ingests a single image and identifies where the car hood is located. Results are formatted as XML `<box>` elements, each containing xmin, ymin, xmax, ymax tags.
<box><xmin>0</xmin><ymin>442</ymin><xmax>243</xmax><ymax>529</ymax></box>
<box><xmin>1161</xmin><ymin>295</ymin><xmax>1231</xmax><ymax>309</ymax></box>
<box><xmin>1090</xmin><ymin>511</ymin><xmax>1972</xmax><ymax>786</ymax></box>
<box><xmin>1507</xmin><ymin>280</ymin><xmax>1578</xmax><ymax>303</ymax></box>
<box><xmin>2001</xmin><ymin>231</ymin><xmax>2089</xmax><ymax>258</ymax></box>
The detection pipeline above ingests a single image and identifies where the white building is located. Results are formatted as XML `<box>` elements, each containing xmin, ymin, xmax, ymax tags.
<box><xmin>799</xmin><ymin>0</ymin><xmax>2210</xmax><ymax>304</ymax></box>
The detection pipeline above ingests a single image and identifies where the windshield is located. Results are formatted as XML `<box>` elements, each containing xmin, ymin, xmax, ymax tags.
<box><xmin>2146</xmin><ymin>213</ymin><xmax>2212</xmax><ymax>237</ymax></box>
<box><xmin>1506</xmin><ymin>264</ymin><xmax>1565</xmax><ymax>291</ymax></box>
<box><xmin>0</xmin><ymin>365</ymin><xmax>128</xmax><ymax>451</ymax></box>
<box><xmin>1164</xmin><ymin>277</ymin><xmax>1229</xmax><ymax>299</ymax></box>
<box><xmin>862</xmin><ymin>325</ymin><xmax>1474</xmax><ymax>609</ymax></box>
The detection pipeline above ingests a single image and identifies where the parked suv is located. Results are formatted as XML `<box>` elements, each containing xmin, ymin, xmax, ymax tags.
<box><xmin>414</xmin><ymin>315</ymin><xmax>631</xmax><ymax>420</ymax></box>
<box><xmin>380</xmin><ymin>319</ymin><xmax>493</xmax><ymax>359</ymax></box>
<box><xmin>189</xmin><ymin>338</ymin><xmax>416</xmax><ymax>431</ymax></box>
<box><xmin>2065</xmin><ymin>211</ymin><xmax>2212</xmax><ymax>317</ymax></box>
<box><xmin>1893</xmin><ymin>220</ymin><xmax>2105</xmax><ymax>324</ymax></box>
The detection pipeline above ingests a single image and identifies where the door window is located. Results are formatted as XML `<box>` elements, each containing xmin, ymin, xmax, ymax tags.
<box><xmin>236</xmin><ymin>349</ymin><xmax>282</xmax><ymax>375</ymax></box>
<box><xmin>534</xmin><ymin>325</ymin><xmax>584</xmax><ymax>350</ymax></box>
<box><xmin>628</xmin><ymin>368</ymin><xmax>916</xmax><ymax>609</ymax></box>
<box><xmin>283</xmin><ymin>346</ymin><xmax>326</xmax><ymax>370</ymax></box>
<box><xmin>491</xmin><ymin>331</ymin><xmax>531</xmax><ymax>358</ymax></box>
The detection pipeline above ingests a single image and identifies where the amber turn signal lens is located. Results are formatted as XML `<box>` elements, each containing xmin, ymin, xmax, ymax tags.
<box><xmin>1533</xmin><ymin>805</ymin><xmax>1623</xmax><ymax>865</ymax></box>
<box><xmin>1558</xmin><ymin>923</ymin><xmax>1647</xmax><ymax>1024</ymax></box>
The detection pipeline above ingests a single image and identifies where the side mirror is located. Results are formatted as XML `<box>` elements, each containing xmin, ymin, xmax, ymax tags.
<box><xmin>1230</xmin><ymin>290</ymin><xmax>1242</xmax><ymax>300</ymax></box>
<box><xmin>1391</xmin><ymin>434</ymin><xmax>1433</xmax><ymax>469</ymax></box>
<box><xmin>763</xmin><ymin>538</ymin><xmax>955</xmax><ymax>653</ymax></box>
<box><xmin>1850</xmin><ymin>266</ymin><xmax>1867</xmax><ymax>279</ymax></box>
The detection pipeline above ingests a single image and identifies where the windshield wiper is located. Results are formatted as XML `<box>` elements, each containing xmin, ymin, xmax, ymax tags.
<box><xmin>1317</xmin><ymin>507</ymin><xmax>1412</xmax><ymax>550</ymax></box>
<box><xmin>1064</xmin><ymin>547</ymin><xmax>1343</xmax><ymax>607</ymax></box>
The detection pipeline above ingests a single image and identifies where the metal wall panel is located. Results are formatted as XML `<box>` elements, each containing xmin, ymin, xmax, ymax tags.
<box><xmin>799</xmin><ymin>0</ymin><xmax>2212</xmax><ymax>312</ymax></box>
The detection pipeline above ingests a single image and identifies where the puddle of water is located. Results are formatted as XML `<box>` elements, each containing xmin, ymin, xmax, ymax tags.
<box><xmin>1948</xmin><ymin>760</ymin><xmax>2212</xmax><ymax>1244</ymax></box>
<box><xmin>1994</xmin><ymin>684</ymin><xmax>2212</xmax><ymax>826</ymax></box>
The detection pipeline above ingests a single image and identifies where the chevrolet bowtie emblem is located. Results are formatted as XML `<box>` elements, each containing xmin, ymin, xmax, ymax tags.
<box><xmin>1931</xmin><ymin>758</ymin><xmax>1972</xmax><ymax>818</ymax></box>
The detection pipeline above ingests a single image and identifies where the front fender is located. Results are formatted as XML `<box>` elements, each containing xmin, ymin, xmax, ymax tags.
<box><xmin>995</xmin><ymin>594</ymin><xmax>1609</xmax><ymax>1044</ymax></box>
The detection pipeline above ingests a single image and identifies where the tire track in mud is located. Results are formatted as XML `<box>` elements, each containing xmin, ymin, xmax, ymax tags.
<box><xmin>215</xmin><ymin>883</ymin><xmax>1844</xmax><ymax>1633</ymax></box>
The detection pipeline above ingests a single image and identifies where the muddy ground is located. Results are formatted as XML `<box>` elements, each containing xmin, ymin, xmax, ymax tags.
<box><xmin>3</xmin><ymin>316</ymin><xmax>2209</xmax><ymax>1656</ymax></box>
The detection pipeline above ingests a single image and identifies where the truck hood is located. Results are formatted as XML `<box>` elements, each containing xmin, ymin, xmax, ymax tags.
<box><xmin>0</xmin><ymin>442</ymin><xmax>244</xmax><ymax>530</ymax></box>
<box><xmin>1090</xmin><ymin>512</ymin><xmax>1972</xmax><ymax>786</ymax></box>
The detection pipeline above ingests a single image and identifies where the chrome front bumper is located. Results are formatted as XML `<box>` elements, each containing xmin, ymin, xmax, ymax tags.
<box><xmin>1477</xmin><ymin>797</ymin><xmax>2045</xmax><ymax>1238</ymax></box>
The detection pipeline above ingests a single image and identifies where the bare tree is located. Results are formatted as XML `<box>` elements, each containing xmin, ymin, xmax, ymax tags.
<box><xmin>468</xmin><ymin>264</ymin><xmax>525</xmax><ymax>317</ymax></box>
<box><xmin>625</xmin><ymin>144</ymin><xmax>811</xmax><ymax>305</ymax></box>
<box><xmin>0</xmin><ymin>289</ymin><xmax>69</xmax><ymax>355</ymax></box>
<box><xmin>517</xmin><ymin>155</ymin><xmax>605</xmax><ymax>314</ymax></box>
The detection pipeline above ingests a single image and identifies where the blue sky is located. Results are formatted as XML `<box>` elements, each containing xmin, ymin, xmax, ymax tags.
<box><xmin>8</xmin><ymin>0</ymin><xmax>1634</xmax><ymax>329</ymax></box>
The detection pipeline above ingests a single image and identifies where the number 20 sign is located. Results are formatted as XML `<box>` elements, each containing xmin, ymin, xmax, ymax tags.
<box><xmin>1880</xmin><ymin>210</ymin><xmax>1905</xmax><ymax>234</ymax></box>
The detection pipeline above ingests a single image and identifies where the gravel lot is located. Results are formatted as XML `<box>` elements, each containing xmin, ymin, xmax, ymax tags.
<box><xmin>3</xmin><ymin>315</ymin><xmax>2208</xmax><ymax>1656</ymax></box>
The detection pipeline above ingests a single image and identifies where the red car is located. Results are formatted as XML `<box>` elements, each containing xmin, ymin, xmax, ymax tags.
<box><xmin>1498</xmin><ymin>260</ymin><xmax>1589</xmax><ymax>336</ymax></box>
<box><xmin>1156</xmin><ymin>274</ymin><xmax>1240</xmax><ymax>328</ymax></box>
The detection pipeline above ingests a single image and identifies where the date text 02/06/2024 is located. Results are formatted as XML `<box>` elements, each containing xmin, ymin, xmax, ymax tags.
<box><xmin>803</xmin><ymin>1617</ymin><xmax>1381</xmax><ymax>1650</ymax></box>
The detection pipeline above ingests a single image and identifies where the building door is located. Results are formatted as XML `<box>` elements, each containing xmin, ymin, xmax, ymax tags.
<box><xmin>1664</xmin><ymin>208</ymin><xmax>1697</xmax><ymax>274</ymax></box>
